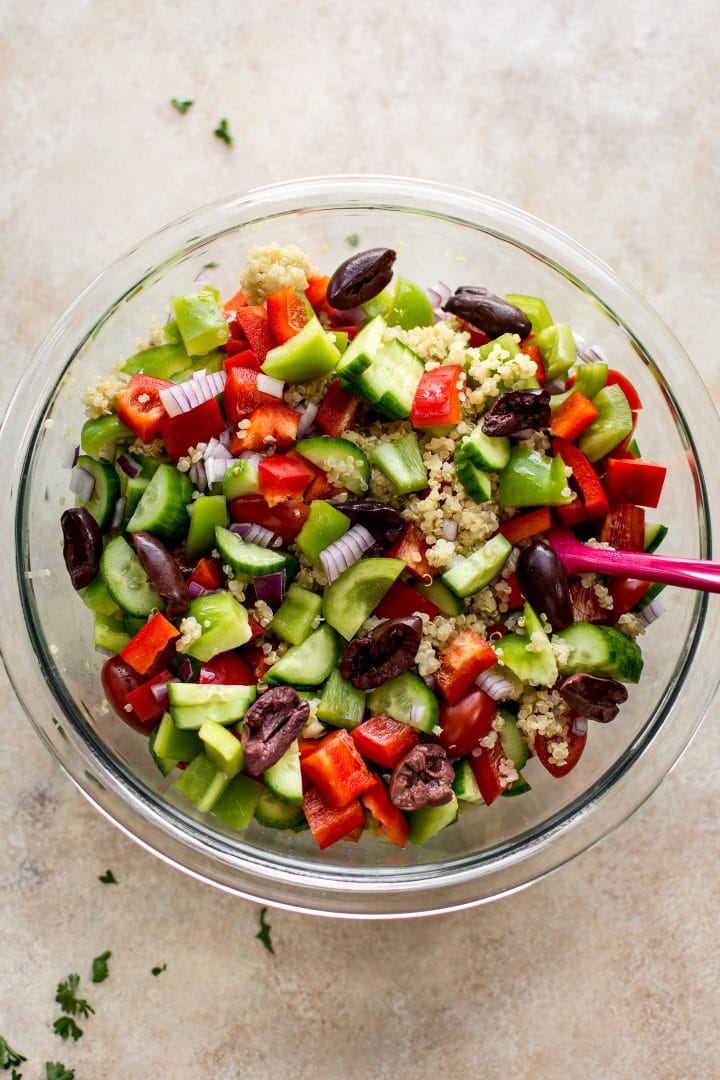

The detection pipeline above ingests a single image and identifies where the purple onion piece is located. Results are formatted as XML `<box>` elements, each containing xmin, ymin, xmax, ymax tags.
<box><xmin>253</xmin><ymin>570</ymin><xmax>286</xmax><ymax>609</ymax></box>
<box><xmin>187</xmin><ymin>581</ymin><xmax>208</xmax><ymax>599</ymax></box>
<box><xmin>69</xmin><ymin>466</ymin><xmax>96</xmax><ymax>502</ymax></box>
<box><xmin>178</xmin><ymin>657</ymin><xmax>193</xmax><ymax>681</ymax></box>
<box><xmin>319</xmin><ymin>524</ymin><xmax>374</xmax><ymax>583</ymax></box>
<box><xmin>62</xmin><ymin>443</ymin><xmax>80</xmax><ymax>468</ymax></box>
<box><xmin>150</xmin><ymin>682</ymin><xmax>170</xmax><ymax>707</ymax></box>
<box><xmin>117</xmin><ymin>453</ymin><xmax>141</xmax><ymax>478</ymax></box>
<box><xmin>230</xmin><ymin>522</ymin><xmax>276</xmax><ymax>547</ymax></box>
<box><xmin>296</xmin><ymin>401</ymin><xmax>319</xmax><ymax>439</ymax></box>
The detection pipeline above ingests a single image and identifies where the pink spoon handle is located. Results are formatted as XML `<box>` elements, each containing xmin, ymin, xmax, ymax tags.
<box><xmin>547</xmin><ymin>529</ymin><xmax>720</xmax><ymax>594</ymax></box>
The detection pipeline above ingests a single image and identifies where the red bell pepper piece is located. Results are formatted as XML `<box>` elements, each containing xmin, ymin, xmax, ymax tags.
<box><xmin>361</xmin><ymin>777</ymin><xmax>409</xmax><ymax>848</ymax></box>
<box><xmin>520</xmin><ymin>342</ymin><xmax>546</xmax><ymax>385</ymax></box>
<box><xmin>410</xmin><ymin>365</ymin><xmax>464</xmax><ymax>428</ymax></box>
<box><xmin>241</xmin><ymin>644</ymin><xmax>272</xmax><ymax>682</ymax></box>
<box><xmin>258</xmin><ymin>455</ymin><xmax>315</xmax><ymax>506</ymax></box>
<box><xmin>248</xmin><ymin>616</ymin><xmax>264</xmax><ymax>639</ymax></box>
<box><xmin>606</xmin><ymin>369</ymin><xmax>642</xmax><ymax>410</ymax></box>
<box><xmin>159</xmin><ymin>398</ymin><xmax>227</xmax><ymax>462</ymax></box>
<box><xmin>470</xmin><ymin>739</ymin><xmax>509</xmax><ymax>805</ymax></box>
<box><xmin>230</xmin><ymin>402</ymin><xmax>300</xmax><ymax>454</ymax></box>
<box><xmin>435</xmin><ymin>629</ymin><xmax>497</xmax><ymax>705</ymax></box>
<box><xmin>459</xmin><ymin>319</ymin><xmax>490</xmax><ymax>347</ymax></box>
<box><xmin>266</xmin><ymin>286</ymin><xmax>309</xmax><ymax>345</ymax></box>
<box><xmin>315</xmin><ymin>379</ymin><xmax>361</xmax><ymax>437</ymax></box>
<box><xmin>533</xmin><ymin>727</ymin><xmax>587</xmax><ymax>778</ymax></box>
<box><xmin>285</xmin><ymin>449</ymin><xmax>338</xmax><ymax>502</ymax></box>
<box><xmin>223</xmin><ymin>346</ymin><xmax>261</xmax><ymax>372</ymax></box>
<box><xmin>304</xmin><ymin>275</ymin><xmax>330</xmax><ymax>311</ymax></box>
<box><xmin>116</xmin><ymin>374</ymin><xmax>172</xmax><ymax>443</ymax></box>
<box><xmin>503</xmin><ymin>571</ymin><xmax>525</xmax><ymax>610</ymax></box>
<box><xmin>598</xmin><ymin>503</ymin><xmax>645</xmax><ymax>551</ymax></box>
<box><xmin>603</xmin><ymin>458</ymin><xmax>666</xmax><ymax>509</ymax></box>
<box><xmin>302</xmin><ymin>788</ymin><xmax>366</xmax><ymax>850</ymax></box>
<box><xmin>374</xmin><ymin>579</ymin><xmax>441</xmax><ymax>620</ymax></box>
<box><xmin>608</xmin><ymin>577</ymin><xmax>651</xmax><ymax>617</ymax></box>
<box><xmin>552</xmin><ymin>437</ymin><xmax>609</xmax><ymax>525</ymax></box>
<box><xmin>350</xmin><ymin>714</ymin><xmax>419</xmax><ymax>769</ymax></box>
<box><xmin>234</xmin><ymin>305</ymin><xmax>277</xmax><ymax>361</ymax></box>
<box><xmin>124</xmin><ymin>668</ymin><xmax>174</xmax><ymax>725</ymax></box>
<box><xmin>120</xmin><ymin>613</ymin><xmax>179</xmax><ymax>676</ymax></box>
<box><xmin>499</xmin><ymin>507</ymin><xmax>553</xmax><ymax>546</ymax></box>
<box><xmin>229</xmin><ymin>494</ymin><xmax>309</xmax><ymax>543</ymax></box>
<box><xmin>386</xmin><ymin>523</ymin><xmax>436</xmax><ymax>581</ymax></box>
<box><xmin>301</xmin><ymin>729</ymin><xmax>376</xmax><ymax>809</ymax></box>
<box><xmin>223</xmin><ymin>288</ymin><xmax>249</xmax><ymax>315</ymax></box>
<box><xmin>198</xmin><ymin>650</ymin><xmax>255</xmax><ymax>685</ymax></box>
<box><xmin>550</xmin><ymin>391</ymin><xmax>600</xmax><ymax>442</ymax></box>
<box><xmin>224</xmin><ymin>365</ymin><xmax>284</xmax><ymax>424</ymax></box>
<box><xmin>438</xmin><ymin>687</ymin><xmax>496</xmax><ymax>757</ymax></box>
<box><xmin>187</xmin><ymin>557</ymin><xmax>223</xmax><ymax>592</ymax></box>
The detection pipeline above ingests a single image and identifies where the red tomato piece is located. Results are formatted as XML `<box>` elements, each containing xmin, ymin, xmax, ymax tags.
<box><xmin>499</xmin><ymin>507</ymin><xmax>553</xmax><ymax>546</ymax></box>
<box><xmin>608</xmin><ymin>577</ymin><xmax>652</xmax><ymax>617</ymax></box>
<box><xmin>438</xmin><ymin>687</ymin><xmax>496</xmax><ymax>757</ymax></box>
<box><xmin>410</xmin><ymin>365</ymin><xmax>464</xmax><ymax>428</ymax></box>
<box><xmin>258</xmin><ymin>455</ymin><xmax>315</xmax><ymax>506</ymax></box>
<box><xmin>302</xmin><ymin>788</ymin><xmax>366</xmax><ymax>850</ymax></box>
<box><xmin>267</xmin><ymin>286</ymin><xmax>309</xmax><ymax>344</ymax></box>
<box><xmin>374</xmin><ymin>579</ymin><xmax>441</xmax><ymax>620</ymax></box>
<box><xmin>116</xmin><ymin>374</ymin><xmax>172</xmax><ymax>443</ymax></box>
<box><xmin>350</xmin><ymin>714</ymin><xmax>419</xmax><ymax>769</ymax></box>
<box><xmin>230</xmin><ymin>402</ymin><xmax>300</xmax><ymax>454</ymax></box>
<box><xmin>606</xmin><ymin>369</ymin><xmax>642</xmax><ymax>410</ymax></box>
<box><xmin>503</xmin><ymin>571</ymin><xmax>525</xmax><ymax>610</ymax></box>
<box><xmin>159</xmin><ymin>399</ymin><xmax>227</xmax><ymax>462</ymax></box>
<box><xmin>301</xmin><ymin>730</ymin><xmax>376</xmax><ymax>809</ymax></box>
<box><xmin>229</xmin><ymin>494</ymin><xmax>309</xmax><ymax>543</ymax></box>
<box><xmin>470</xmin><ymin>739</ymin><xmax>508</xmax><ymax>805</ymax></box>
<box><xmin>598</xmin><ymin>503</ymin><xmax>645</xmax><ymax>551</ymax></box>
<box><xmin>234</xmin><ymin>306</ymin><xmax>277</xmax><ymax>361</ymax></box>
<box><xmin>124</xmin><ymin>668</ymin><xmax>174</xmax><ymax>725</ymax></box>
<box><xmin>199</xmin><ymin>651</ymin><xmax>255</xmax><ymax>685</ymax></box>
<box><xmin>435</xmin><ymin>629</ymin><xmax>497</xmax><ymax>705</ymax></box>
<box><xmin>386</xmin><ymin>523</ymin><xmax>436</xmax><ymax>581</ymax></box>
<box><xmin>604</xmin><ymin>459</ymin><xmax>666</xmax><ymax>509</ymax></box>
<box><xmin>187</xmin><ymin>557</ymin><xmax>223</xmax><ymax>591</ymax></box>
<box><xmin>120</xmin><ymin>613</ymin><xmax>179</xmax><ymax>676</ymax></box>
<box><xmin>100</xmin><ymin>655</ymin><xmax>149</xmax><ymax>732</ymax></box>
<box><xmin>533</xmin><ymin>728</ymin><xmax>587</xmax><ymax>778</ymax></box>
<box><xmin>361</xmin><ymin>777</ymin><xmax>409</xmax><ymax>848</ymax></box>
<box><xmin>315</xmin><ymin>380</ymin><xmax>361</xmax><ymax>437</ymax></box>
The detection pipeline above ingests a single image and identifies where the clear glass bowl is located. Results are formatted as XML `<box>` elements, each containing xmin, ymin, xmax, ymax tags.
<box><xmin>2</xmin><ymin>175</ymin><xmax>719</xmax><ymax>918</ymax></box>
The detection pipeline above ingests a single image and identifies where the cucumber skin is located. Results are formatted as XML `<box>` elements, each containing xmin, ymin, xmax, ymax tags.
<box><xmin>76</xmin><ymin>455</ymin><xmax>121</xmax><ymax>529</ymax></box>
<box><xmin>408</xmin><ymin>794</ymin><xmax>459</xmax><ymax>845</ymax></box>
<box><xmin>322</xmin><ymin>557</ymin><xmax>405</xmax><ymax>641</ymax></box>
<box><xmin>367</xmin><ymin>672</ymin><xmax>439</xmax><ymax>733</ymax></box>
<box><xmin>254</xmin><ymin>789</ymin><xmax>305</xmax><ymax>830</ymax></box>
<box><xmin>263</xmin><ymin>742</ymin><xmax>304</xmax><ymax>806</ymax></box>
<box><xmin>554</xmin><ymin>622</ymin><xmax>644</xmax><ymax>683</ymax></box>
<box><xmin>294</xmin><ymin>437</ymin><xmax>370</xmax><ymax>496</ymax></box>
<box><xmin>100</xmin><ymin>535</ymin><xmax>163</xmax><ymax>617</ymax></box>
<box><xmin>263</xmin><ymin>625</ymin><xmax>339</xmax><ymax>688</ymax></box>
<box><xmin>126</xmin><ymin>463</ymin><xmax>189</xmax><ymax>541</ymax></box>
<box><xmin>215</xmin><ymin>526</ymin><xmax>287</xmax><ymax>576</ymax></box>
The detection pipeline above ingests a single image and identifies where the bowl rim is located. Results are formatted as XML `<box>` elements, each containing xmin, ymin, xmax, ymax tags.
<box><xmin>2</xmin><ymin>173</ymin><xmax>720</xmax><ymax>918</ymax></box>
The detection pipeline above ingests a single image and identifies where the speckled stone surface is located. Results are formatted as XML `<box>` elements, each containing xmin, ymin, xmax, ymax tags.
<box><xmin>2</xmin><ymin>3</ymin><xmax>720</xmax><ymax>1077</ymax></box>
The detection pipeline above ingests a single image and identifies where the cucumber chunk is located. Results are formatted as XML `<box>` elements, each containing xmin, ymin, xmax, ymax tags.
<box><xmin>452</xmin><ymin>759</ymin><xmax>484</xmax><ymax>804</ymax></box>
<box><xmin>215</xmin><ymin>525</ymin><xmax>287</xmax><ymax>576</ymax></box>
<box><xmin>212</xmin><ymin>774</ymin><xmax>264</xmax><ymax>830</ymax></box>
<box><xmin>456</xmin><ymin>425</ymin><xmax>510</xmax><ymax>472</ymax></box>
<box><xmin>75</xmin><ymin>455</ymin><xmax>120</xmax><ymax>529</ymax></box>
<box><xmin>148</xmin><ymin>726</ymin><xmax>178</xmax><ymax>777</ymax></box>
<box><xmin>553</xmin><ymin>622</ymin><xmax>643</xmax><ymax>683</ymax></box>
<box><xmin>323</xmin><ymin>557</ymin><xmax>405</xmax><ymax>640</ymax></box>
<box><xmin>367</xmin><ymin>671</ymin><xmax>439</xmax><ymax>733</ymax></box>
<box><xmin>172</xmin><ymin>751</ymin><xmax>229</xmax><ymax>812</ymax></box>
<box><xmin>408</xmin><ymin>794</ymin><xmax>458</xmax><ymax>845</ymax></box>
<box><xmin>501</xmin><ymin>774</ymin><xmax>532</xmax><ymax>797</ymax></box>
<box><xmin>79</xmin><ymin>575</ymin><xmax>120</xmax><ymax>616</ymax></box>
<box><xmin>294</xmin><ymin>436</ymin><xmax>370</xmax><ymax>496</ymax></box>
<box><xmin>262</xmin><ymin>312</ymin><xmax>341</xmax><ymax>381</ymax></box>
<box><xmin>644</xmin><ymin>522</ymin><xmax>668</xmax><ymax>553</ymax></box>
<box><xmin>271</xmin><ymin>584</ymin><xmax>323</xmax><ymax>646</ymax></box>
<box><xmin>263</xmin><ymin>625</ymin><xmax>339</xmax><ymax>687</ymax></box>
<box><xmin>199</xmin><ymin>719</ymin><xmax>245</xmax><ymax>776</ymax></box>
<box><xmin>223</xmin><ymin>459</ymin><xmax>260</xmax><ymax>499</ymax></box>
<box><xmin>185</xmin><ymin>495</ymin><xmax>227</xmax><ymax>558</ymax></box>
<box><xmin>370</xmin><ymin>432</ymin><xmax>427</xmax><ymax>495</ymax></box>
<box><xmin>441</xmin><ymin>535</ymin><xmax>512</xmax><ymax>598</ymax></box>
<box><xmin>345</xmin><ymin>338</ymin><xmax>424</xmax><ymax>420</ymax></box>
<box><xmin>168</xmin><ymin>682</ymin><xmax>257</xmax><ymax>729</ymax></box>
<box><xmin>254</xmin><ymin>789</ymin><xmax>305</xmax><ymax>830</ymax></box>
<box><xmin>182</xmin><ymin>593</ymin><xmax>252</xmax><ymax>662</ymax></box>
<box><xmin>123</xmin><ymin>474</ymin><xmax>149</xmax><ymax>523</ymax></box>
<box><xmin>152</xmin><ymin>712</ymin><xmax>201</xmax><ymax>762</ymax></box>
<box><xmin>498</xmin><ymin>709</ymin><xmax>529</xmax><ymax>770</ymax></box>
<box><xmin>126</xmin><ymin>463</ymin><xmax>190</xmax><ymax>540</ymax></box>
<box><xmin>454</xmin><ymin>443</ymin><xmax>493</xmax><ymax>503</ymax></box>
<box><xmin>494</xmin><ymin>603</ymin><xmax>558</xmax><ymax>688</ymax></box>
<box><xmin>316</xmin><ymin>669</ymin><xmax>366</xmax><ymax>729</ymax></box>
<box><xmin>100</xmin><ymin>535</ymin><xmax>163</xmax><ymax>616</ymax></box>
<box><xmin>264</xmin><ymin>740</ymin><xmax>303</xmax><ymax>805</ymax></box>
<box><xmin>335</xmin><ymin>314</ymin><xmax>386</xmax><ymax>382</ymax></box>
<box><xmin>414</xmin><ymin>577</ymin><xmax>466</xmax><ymax>616</ymax></box>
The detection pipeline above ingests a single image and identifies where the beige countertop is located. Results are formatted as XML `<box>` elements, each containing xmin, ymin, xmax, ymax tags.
<box><xmin>2</xmin><ymin>3</ymin><xmax>719</xmax><ymax>1077</ymax></box>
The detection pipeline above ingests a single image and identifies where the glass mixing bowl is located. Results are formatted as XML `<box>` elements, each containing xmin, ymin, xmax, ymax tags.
<box><xmin>2</xmin><ymin>176</ymin><xmax>719</xmax><ymax>918</ymax></box>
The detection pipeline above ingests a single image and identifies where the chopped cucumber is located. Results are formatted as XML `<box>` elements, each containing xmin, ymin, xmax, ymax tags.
<box><xmin>169</xmin><ymin>686</ymin><xmax>257</xmax><ymax>731</ymax></box>
<box><xmin>262</xmin><ymin>311</ymin><xmax>341</xmax><ymax>381</ymax></box>
<box><xmin>271</xmin><ymin>584</ymin><xmax>323</xmax><ymax>646</ymax></box>
<box><xmin>504</xmin><ymin>294</ymin><xmax>553</xmax><ymax>335</ymax></box>
<box><xmin>148</xmin><ymin>726</ymin><xmax>178</xmax><ymax>777</ymax></box>
<box><xmin>182</xmin><ymin>593</ymin><xmax>252</xmax><ymax>662</ymax></box>
<box><xmin>215</xmin><ymin>525</ymin><xmax>287</xmax><ymax>576</ymax></box>
<box><xmin>264</xmin><ymin>740</ymin><xmax>303</xmax><ymax>805</ymax></box>
<box><xmin>577</xmin><ymin>385</ymin><xmax>634</xmax><ymax>463</ymax></box>
<box><xmin>172</xmin><ymin>751</ymin><xmax>229</xmax><ymax>812</ymax></box>
<box><xmin>454</xmin><ymin>443</ymin><xmax>493</xmax><ymax>503</ymax></box>
<box><xmin>75</xmin><ymin>455</ymin><xmax>120</xmax><ymax>529</ymax></box>
<box><xmin>345</xmin><ymin>338</ymin><xmax>424</xmax><ymax>420</ymax></box>
<box><xmin>367</xmin><ymin>671</ymin><xmax>439</xmax><ymax>733</ymax></box>
<box><xmin>212</xmin><ymin>774</ymin><xmax>264</xmax><ymax>830</ymax></box>
<box><xmin>123</xmin><ymin>474</ymin><xmax>149</xmax><ymax>523</ymax></box>
<box><xmin>323</xmin><ymin>557</ymin><xmax>405</xmax><ymax>640</ymax></box>
<box><xmin>408</xmin><ymin>794</ymin><xmax>458</xmax><ymax>844</ymax></box>
<box><xmin>185</xmin><ymin>495</ymin><xmax>227</xmax><ymax>557</ymax></box>
<box><xmin>254</xmin><ymin>789</ymin><xmax>305</xmax><ymax>829</ymax></box>
<box><xmin>100</xmin><ymin>535</ymin><xmax>163</xmax><ymax>616</ymax></box>
<box><xmin>126</xmin><ymin>463</ymin><xmax>190</xmax><ymax>540</ymax></box>
<box><xmin>456</xmin><ymin>425</ymin><xmax>510</xmax><ymax>472</ymax></box>
<box><xmin>123</xmin><ymin>613</ymin><xmax>146</xmax><ymax>636</ymax></box>
<box><xmin>635</xmin><ymin>581</ymin><xmax>666</xmax><ymax>611</ymax></box>
<box><xmin>295</xmin><ymin>500</ymin><xmax>350</xmax><ymax>569</ymax></box>
<box><xmin>316</xmin><ymin>669</ymin><xmax>366</xmax><ymax>729</ymax></box>
<box><xmin>553</xmin><ymin>622</ymin><xmax>643</xmax><ymax>683</ymax></box>
<box><xmin>78</xmin><ymin>575</ymin><xmax>120</xmax><ymax>616</ymax></box>
<box><xmin>498</xmin><ymin>709</ymin><xmax>529</xmax><ymax>770</ymax></box>
<box><xmin>263</xmin><ymin>625</ymin><xmax>339</xmax><ymax>687</ymax></box>
<box><xmin>335</xmin><ymin>314</ymin><xmax>386</xmax><ymax>382</ymax></box>
<box><xmin>152</xmin><ymin>712</ymin><xmax>201</xmax><ymax>762</ymax></box>
<box><xmin>93</xmin><ymin>611</ymin><xmax>130</xmax><ymax>652</ymax></box>
<box><xmin>452</xmin><ymin>759</ymin><xmax>484</xmax><ymax>804</ymax></box>
<box><xmin>172</xmin><ymin>289</ymin><xmax>229</xmax><ymax>356</ymax></box>
<box><xmin>441</xmin><ymin>535</ymin><xmax>512</xmax><ymax>598</ymax></box>
<box><xmin>370</xmin><ymin>432</ymin><xmax>427</xmax><ymax>495</ymax></box>
<box><xmin>644</xmin><ymin>522</ymin><xmax>668</xmax><ymax>553</ymax></box>
<box><xmin>80</xmin><ymin>415</ymin><xmax>132</xmax><ymax>458</ymax></box>
<box><xmin>501</xmin><ymin>774</ymin><xmax>532</xmax><ymax>797</ymax></box>
<box><xmin>294</xmin><ymin>437</ymin><xmax>370</xmax><ymax>496</ymax></box>
<box><xmin>199</xmin><ymin>719</ymin><xmax>245</xmax><ymax>777</ymax></box>
<box><xmin>495</xmin><ymin>603</ymin><xmax>558</xmax><ymax>688</ymax></box>
<box><xmin>223</xmin><ymin>459</ymin><xmax>260</xmax><ymax>499</ymax></box>
<box><xmin>414</xmin><ymin>577</ymin><xmax>466</xmax><ymax>616</ymax></box>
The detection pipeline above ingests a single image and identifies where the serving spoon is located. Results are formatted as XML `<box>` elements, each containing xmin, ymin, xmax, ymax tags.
<box><xmin>547</xmin><ymin>529</ymin><xmax>720</xmax><ymax>594</ymax></box>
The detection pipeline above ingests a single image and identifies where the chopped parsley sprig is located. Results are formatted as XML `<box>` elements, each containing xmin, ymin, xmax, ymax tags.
<box><xmin>0</xmin><ymin>1035</ymin><xmax>26</xmax><ymax>1069</ymax></box>
<box><xmin>170</xmin><ymin>98</ymin><xmax>193</xmax><ymax>114</ymax></box>
<box><xmin>214</xmin><ymin>118</ymin><xmax>233</xmax><ymax>145</ymax></box>
<box><xmin>55</xmin><ymin>974</ymin><xmax>94</xmax><ymax>1019</ymax></box>
<box><xmin>46</xmin><ymin>1063</ymin><xmax>74</xmax><ymax>1080</ymax></box>
<box><xmin>255</xmin><ymin>907</ymin><xmax>274</xmax><ymax>955</ymax></box>
<box><xmin>51</xmin><ymin>1018</ymin><xmax>82</xmax><ymax>1043</ymax></box>
<box><xmin>91</xmin><ymin>951</ymin><xmax>111</xmax><ymax>984</ymax></box>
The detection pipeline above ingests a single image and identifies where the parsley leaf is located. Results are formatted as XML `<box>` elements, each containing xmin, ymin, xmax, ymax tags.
<box><xmin>345</xmin><ymin>233</ymin><xmax>360</xmax><ymax>247</ymax></box>
<box><xmin>213</xmin><ymin>118</ymin><xmax>233</xmax><ymax>145</ymax></box>
<box><xmin>11</xmin><ymin>1070</ymin><xmax>22</xmax><ymax>1080</ymax></box>
<box><xmin>46</xmin><ymin>1064</ymin><xmax>75</xmax><ymax>1080</ymax></box>
<box><xmin>98</xmin><ymin>869</ymin><xmax>116</xmax><ymax>884</ymax></box>
<box><xmin>0</xmin><ymin>1035</ymin><xmax>26</xmax><ymax>1069</ymax></box>
<box><xmin>91</xmin><ymin>950</ymin><xmax>111</xmax><ymax>984</ymax></box>
<box><xmin>52</xmin><ymin>1018</ymin><xmax>82</xmax><ymax>1042</ymax></box>
<box><xmin>202</xmin><ymin>261</ymin><xmax>219</xmax><ymax>269</ymax></box>
<box><xmin>151</xmin><ymin>964</ymin><xmax>166</xmax><ymax>976</ymax></box>
<box><xmin>255</xmin><ymin>907</ymin><xmax>274</xmax><ymax>955</ymax></box>
<box><xmin>55</xmin><ymin>974</ymin><xmax>94</xmax><ymax>1019</ymax></box>
<box><xmin>171</xmin><ymin>98</ymin><xmax>193</xmax><ymax>114</ymax></box>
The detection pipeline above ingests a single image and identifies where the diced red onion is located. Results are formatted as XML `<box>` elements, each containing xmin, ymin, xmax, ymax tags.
<box><xmin>637</xmin><ymin>599</ymin><xmax>664</xmax><ymax>627</ymax></box>
<box><xmin>205</xmin><ymin>456</ymin><xmax>231</xmax><ymax>487</ymax></box>
<box><xmin>62</xmin><ymin>443</ymin><xmax>80</xmax><ymax>468</ymax></box>
<box><xmin>475</xmin><ymin>668</ymin><xmax>515</xmax><ymax>701</ymax></box>
<box><xmin>577</xmin><ymin>344</ymin><xmax>608</xmax><ymax>365</ymax></box>
<box><xmin>203</xmin><ymin>437</ymin><xmax>233</xmax><ymax>461</ymax></box>
<box><xmin>296</xmin><ymin>401</ymin><xmax>319</xmax><ymax>438</ymax></box>
<box><xmin>150</xmin><ymin>681</ymin><xmax>171</xmax><ymax>707</ymax></box>
<box><xmin>320</xmin><ymin>524</ymin><xmax>375</xmax><ymax>583</ymax></box>
<box><xmin>253</xmin><ymin>570</ymin><xmax>286</xmax><ymax>608</ymax></box>
<box><xmin>571</xmin><ymin>715</ymin><xmax>589</xmax><ymax>736</ymax></box>
<box><xmin>69</xmin><ymin>466</ymin><xmax>96</xmax><ymax>502</ymax></box>
<box><xmin>117</xmin><ymin>453</ymin><xmax>141</xmax><ymax>478</ymax></box>
<box><xmin>187</xmin><ymin>581</ymin><xmax>209</xmax><ymax>599</ymax></box>
<box><xmin>426</xmin><ymin>281</ymin><xmax>452</xmax><ymax>308</ymax></box>
<box><xmin>159</xmin><ymin>370</ymin><xmax>227</xmax><ymax>416</ymax></box>
<box><xmin>178</xmin><ymin>657</ymin><xmax>193</xmax><ymax>681</ymax></box>
<box><xmin>442</xmin><ymin>520</ymin><xmax>458</xmax><ymax>541</ymax></box>
<box><xmin>230</xmin><ymin>522</ymin><xmax>276</xmax><ymax>547</ymax></box>
<box><xmin>110</xmin><ymin>497</ymin><xmax>126</xmax><ymax>529</ymax></box>
<box><xmin>256</xmin><ymin>373</ymin><xmax>285</xmax><ymax>398</ymax></box>
<box><xmin>189</xmin><ymin>460</ymin><xmax>207</xmax><ymax>491</ymax></box>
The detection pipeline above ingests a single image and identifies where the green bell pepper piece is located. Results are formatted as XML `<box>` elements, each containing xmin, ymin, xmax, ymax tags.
<box><xmin>577</xmin><ymin>384</ymin><xmax>634</xmax><ymax>462</ymax></box>
<box><xmin>186</xmin><ymin>495</ymin><xmax>228</xmax><ymax>558</ymax></box>
<box><xmin>271</xmin><ymin>584</ymin><xmax>323</xmax><ymax>646</ymax></box>
<box><xmin>172</xmin><ymin>289</ymin><xmax>229</xmax><ymax>357</ymax></box>
<box><xmin>550</xmin><ymin>362</ymin><xmax>608</xmax><ymax>412</ymax></box>
<box><xmin>80</xmin><ymin>414</ymin><xmax>133</xmax><ymax>457</ymax></box>
<box><xmin>122</xmin><ymin>343</ymin><xmax>190</xmax><ymax>379</ymax></box>
<box><xmin>387</xmin><ymin>277</ymin><xmax>434</xmax><ymax>329</ymax></box>
<box><xmin>262</xmin><ymin>312</ymin><xmax>340</xmax><ymax>381</ymax></box>
<box><xmin>498</xmin><ymin>447</ymin><xmax>572</xmax><ymax>508</ymax></box>
<box><xmin>316</xmin><ymin>669</ymin><xmax>366</xmax><ymax>729</ymax></box>
<box><xmin>295</xmin><ymin>500</ymin><xmax>350</xmax><ymax>568</ymax></box>
<box><xmin>534</xmin><ymin>323</ymin><xmax>576</xmax><ymax>381</ymax></box>
<box><xmin>504</xmin><ymin>294</ymin><xmax>554</xmax><ymax>334</ymax></box>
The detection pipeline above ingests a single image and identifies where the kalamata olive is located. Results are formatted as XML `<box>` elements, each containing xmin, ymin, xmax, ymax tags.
<box><xmin>61</xmin><ymin>507</ymin><xmax>103</xmax><ymax>590</ymax></box>
<box><xmin>443</xmin><ymin>287</ymin><xmax>532</xmax><ymax>339</ymax></box>
<box><xmin>131</xmin><ymin>532</ymin><xmax>190</xmax><ymax>616</ymax></box>
<box><xmin>341</xmin><ymin>501</ymin><xmax>405</xmax><ymax>555</ymax></box>
<box><xmin>516</xmin><ymin>540</ymin><xmax>573</xmax><ymax>631</ymax></box>
<box><xmin>241</xmin><ymin>687</ymin><xmax>310</xmax><ymax>776</ymax></box>
<box><xmin>389</xmin><ymin>743</ymin><xmax>455</xmax><ymax>811</ymax></box>
<box><xmin>101</xmin><ymin>655</ymin><xmax>148</xmax><ymax>732</ymax></box>
<box><xmin>558</xmin><ymin>673</ymin><xmax>628</xmax><ymax>723</ymax></box>
<box><xmin>326</xmin><ymin>247</ymin><xmax>397</xmax><ymax>309</ymax></box>
<box><xmin>340</xmin><ymin>616</ymin><xmax>423</xmax><ymax>690</ymax></box>
<box><xmin>481</xmin><ymin>389</ymin><xmax>551</xmax><ymax>437</ymax></box>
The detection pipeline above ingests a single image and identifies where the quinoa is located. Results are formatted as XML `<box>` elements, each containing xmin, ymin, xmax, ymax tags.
<box><xmin>239</xmin><ymin>243</ymin><xmax>317</xmax><ymax>303</ymax></box>
<box><xmin>81</xmin><ymin>372</ymin><xmax>127</xmax><ymax>418</ymax></box>
<box><xmin>176</xmin><ymin>616</ymin><xmax>202</xmax><ymax>652</ymax></box>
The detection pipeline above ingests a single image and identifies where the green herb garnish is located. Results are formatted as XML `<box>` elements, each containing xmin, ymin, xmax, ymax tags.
<box><xmin>202</xmin><ymin>261</ymin><xmax>219</xmax><ymax>269</ymax></box>
<box><xmin>213</xmin><ymin>118</ymin><xmax>233</xmax><ymax>145</ymax></box>
<box><xmin>345</xmin><ymin>233</ymin><xmax>360</xmax><ymax>247</ymax></box>
<box><xmin>98</xmin><ymin>869</ymin><xmax>116</xmax><ymax>884</ymax></box>
<box><xmin>151</xmin><ymin>964</ymin><xmax>166</xmax><ymax>976</ymax></box>
<box><xmin>91</xmin><ymin>951</ymin><xmax>111</xmax><ymax>984</ymax></box>
<box><xmin>171</xmin><ymin>98</ymin><xmax>193</xmax><ymax>114</ymax></box>
<box><xmin>51</xmin><ymin>1018</ymin><xmax>82</xmax><ymax>1043</ymax></box>
<box><xmin>46</xmin><ymin>1064</ymin><xmax>75</xmax><ymax>1080</ymax></box>
<box><xmin>55</xmin><ymin>974</ymin><xmax>94</xmax><ymax>1019</ymax></box>
<box><xmin>255</xmin><ymin>907</ymin><xmax>274</xmax><ymax>955</ymax></box>
<box><xmin>0</xmin><ymin>1035</ymin><xmax>26</xmax><ymax>1069</ymax></box>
